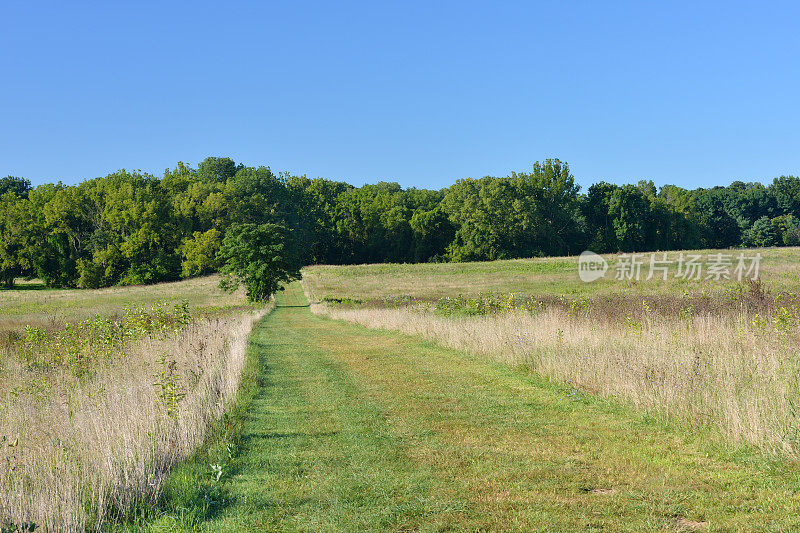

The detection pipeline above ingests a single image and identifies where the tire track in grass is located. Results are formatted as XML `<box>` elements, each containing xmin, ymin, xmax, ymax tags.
<box><xmin>201</xmin><ymin>285</ymin><xmax>464</xmax><ymax>532</ymax></box>
<box><xmin>204</xmin><ymin>283</ymin><xmax>800</xmax><ymax>531</ymax></box>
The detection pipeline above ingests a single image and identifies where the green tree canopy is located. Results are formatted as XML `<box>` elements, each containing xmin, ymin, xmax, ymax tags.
<box><xmin>217</xmin><ymin>223</ymin><xmax>301</xmax><ymax>302</ymax></box>
<box><xmin>443</xmin><ymin>159</ymin><xmax>582</xmax><ymax>261</ymax></box>
<box><xmin>4</xmin><ymin>156</ymin><xmax>800</xmax><ymax>290</ymax></box>
<box><xmin>180</xmin><ymin>228</ymin><xmax>222</xmax><ymax>277</ymax></box>
<box><xmin>0</xmin><ymin>176</ymin><xmax>32</xmax><ymax>198</ymax></box>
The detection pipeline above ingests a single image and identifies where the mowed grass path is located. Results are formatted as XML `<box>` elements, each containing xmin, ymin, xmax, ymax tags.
<box><xmin>204</xmin><ymin>283</ymin><xmax>800</xmax><ymax>531</ymax></box>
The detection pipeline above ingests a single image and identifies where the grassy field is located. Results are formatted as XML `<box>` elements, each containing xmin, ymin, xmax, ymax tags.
<box><xmin>0</xmin><ymin>275</ymin><xmax>247</xmax><ymax>330</ymax></box>
<box><xmin>0</xmin><ymin>276</ymin><xmax>262</xmax><ymax>531</ymax></box>
<box><xmin>146</xmin><ymin>284</ymin><xmax>800</xmax><ymax>531</ymax></box>
<box><xmin>302</xmin><ymin>247</ymin><xmax>800</xmax><ymax>302</ymax></box>
<box><xmin>8</xmin><ymin>249</ymin><xmax>800</xmax><ymax>530</ymax></box>
<box><xmin>305</xmin><ymin>247</ymin><xmax>800</xmax><ymax>457</ymax></box>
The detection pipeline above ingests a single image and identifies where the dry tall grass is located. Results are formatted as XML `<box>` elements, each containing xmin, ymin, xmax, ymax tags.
<box><xmin>0</xmin><ymin>305</ymin><xmax>267</xmax><ymax>531</ymax></box>
<box><xmin>311</xmin><ymin>300</ymin><xmax>800</xmax><ymax>456</ymax></box>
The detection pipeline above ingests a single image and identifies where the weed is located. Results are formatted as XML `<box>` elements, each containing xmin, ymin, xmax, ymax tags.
<box><xmin>153</xmin><ymin>354</ymin><xmax>186</xmax><ymax>420</ymax></box>
<box><xmin>772</xmin><ymin>306</ymin><xmax>795</xmax><ymax>336</ymax></box>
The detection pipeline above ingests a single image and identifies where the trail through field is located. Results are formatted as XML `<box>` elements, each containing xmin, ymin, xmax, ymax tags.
<box><xmin>203</xmin><ymin>283</ymin><xmax>800</xmax><ymax>531</ymax></box>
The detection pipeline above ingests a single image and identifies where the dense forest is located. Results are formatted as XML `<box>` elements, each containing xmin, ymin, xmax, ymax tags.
<box><xmin>1</xmin><ymin>157</ymin><xmax>799</xmax><ymax>288</ymax></box>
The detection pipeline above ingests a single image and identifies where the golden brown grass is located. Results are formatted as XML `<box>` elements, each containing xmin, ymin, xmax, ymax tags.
<box><xmin>310</xmin><ymin>299</ymin><xmax>800</xmax><ymax>456</ymax></box>
<box><xmin>303</xmin><ymin>248</ymin><xmax>800</xmax><ymax>457</ymax></box>
<box><xmin>0</xmin><ymin>279</ymin><xmax>265</xmax><ymax>531</ymax></box>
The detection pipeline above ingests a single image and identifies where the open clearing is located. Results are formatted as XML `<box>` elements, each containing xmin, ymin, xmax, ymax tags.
<box><xmin>177</xmin><ymin>283</ymin><xmax>800</xmax><ymax>531</ymax></box>
<box><xmin>302</xmin><ymin>246</ymin><xmax>800</xmax><ymax>302</ymax></box>
<box><xmin>6</xmin><ymin>254</ymin><xmax>800</xmax><ymax>530</ymax></box>
<box><xmin>0</xmin><ymin>275</ymin><xmax>248</xmax><ymax>329</ymax></box>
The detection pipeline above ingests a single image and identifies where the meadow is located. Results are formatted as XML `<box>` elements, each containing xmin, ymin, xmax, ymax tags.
<box><xmin>8</xmin><ymin>249</ymin><xmax>800</xmax><ymax>530</ymax></box>
<box><xmin>158</xmin><ymin>283</ymin><xmax>800</xmax><ymax>531</ymax></box>
<box><xmin>0</xmin><ymin>276</ymin><xmax>246</xmax><ymax>330</ymax></box>
<box><xmin>304</xmin><ymin>247</ymin><xmax>800</xmax><ymax>456</ymax></box>
<box><xmin>302</xmin><ymin>247</ymin><xmax>800</xmax><ymax>302</ymax></box>
<box><xmin>0</xmin><ymin>277</ymin><xmax>264</xmax><ymax>531</ymax></box>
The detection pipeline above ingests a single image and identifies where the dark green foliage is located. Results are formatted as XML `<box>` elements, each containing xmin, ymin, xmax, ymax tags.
<box><xmin>410</xmin><ymin>206</ymin><xmax>455</xmax><ymax>262</ymax></box>
<box><xmin>774</xmin><ymin>214</ymin><xmax>800</xmax><ymax>245</ymax></box>
<box><xmin>285</xmin><ymin>176</ymin><xmax>351</xmax><ymax>264</ymax></box>
<box><xmin>608</xmin><ymin>184</ymin><xmax>653</xmax><ymax>252</ymax></box>
<box><xmin>217</xmin><ymin>223</ymin><xmax>301</xmax><ymax>302</ymax></box>
<box><xmin>770</xmin><ymin>175</ymin><xmax>800</xmax><ymax>216</ymax></box>
<box><xmin>742</xmin><ymin>215</ymin><xmax>800</xmax><ymax>247</ymax></box>
<box><xmin>74</xmin><ymin>171</ymin><xmax>182</xmax><ymax>287</ymax></box>
<box><xmin>197</xmin><ymin>156</ymin><xmax>240</xmax><ymax>182</ymax></box>
<box><xmin>583</xmin><ymin>182</ymin><xmax>620</xmax><ymax>252</ymax></box>
<box><xmin>0</xmin><ymin>192</ymin><xmax>29</xmax><ymax>288</ymax></box>
<box><xmin>743</xmin><ymin>217</ymin><xmax>780</xmax><ymax>247</ymax></box>
<box><xmin>721</xmin><ymin>181</ymin><xmax>777</xmax><ymax>226</ymax></box>
<box><xmin>0</xmin><ymin>176</ymin><xmax>32</xmax><ymax>198</ymax></box>
<box><xmin>443</xmin><ymin>159</ymin><xmax>583</xmax><ymax>261</ymax></box>
<box><xmin>2</xmin><ymin>156</ymin><xmax>799</xmax><ymax>290</ymax></box>
<box><xmin>692</xmin><ymin>192</ymin><xmax>742</xmax><ymax>248</ymax></box>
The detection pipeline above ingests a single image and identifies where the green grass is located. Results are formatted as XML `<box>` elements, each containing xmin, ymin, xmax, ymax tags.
<box><xmin>302</xmin><ymin>246</ymin><xmax>800</xmax><ymax>302</ymax></box>
<box><xmin>139</xmin><ymin>283</ymin><xmax>800</xmax><ymax>531</ymax></box>
<box><xmin>0</xmin><ymin>275</ymin><xmax>249</xmax><ymax>329</ymax></box>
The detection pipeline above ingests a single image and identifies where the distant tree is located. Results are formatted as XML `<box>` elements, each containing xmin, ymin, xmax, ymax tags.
<box><xmin>771</xmin><ymin>214</ymin><xmax>800</xmax><ymax>246</ymax></box>
<box><xmin>286</xmin><ymin>176</ymin><xmax>351</xmax><ymax>264</ymax></box>
<box><xmin>180</xmin><ymin>228</ymin><xmax>222</xmax><ymax>277</ymax></box>
<box><xmin>636</xmin><ymin>179</ymin><xmax>657</xmax><ymax>198</ymax></box>
<box><xmin>607</xmin><ymin>185</ymin><xmax>653</xmax><ymax>252</ymax></box>
<box><xmin>161</xmin><ymin>161</ymin><xmax>197</xmax><ymax>194</ymax></box>
<box><xmin>28</xmin><ymin>183</ymin><xmax>85</xmax><ymax>287</ymax></box>
<box><xmin>75</xmin><ymin>171</ymin><xmax>181</xmax><ymax>287</ymax></box>
<box><xmin>0</xmin><ymin>192</ymin><xmax>29</xmax><ymax>287</ymax></box>
<box><xmin>582</xmin><ymin>182</ymin><xmax>619</xmax><ymax>252</ymax></box>
<box><xmin>442</xmin><ymin>176</ymin><xmax>527</xmax><ymax>261</ymax></box>
<box><xmin>522</xmin><ymin>159</ymin><xmax>584</xmax><ymax>255</ymax></box>
<box><xmin>11</xmin><ymin>153</ymin><xmax>800</xmax><ymax>289</ymax></box>
<box><xmin>742</xmin><ymin>216</ymin><xmax>780</xmax><ymax>247</ymax></box>
<box><xmin>410</xmin><ymin>206</ymin><xmax>455</xmax><ymax>262</ymax></box>
<box><xmin>583</xmin><ymin>181</ymin><xmax>703</xmax><ymax>253</ymax></box>
<box><xmin>443</xmin><ymin>159</ymin><xmax>582</xmax><ymax>261</ymax></box>
<box><xmin>770</xmin><ymin>175</ymin><xmax>800</xmax><ymax>217</ymax></box>
<box><xmin>197</xmin><ymin>156</ymin><xmax>240</xmax><ymax>182</ymax></box>
<box><xmin>655</xmin><ymin>185</ymin><xmax>704</xmax><ymax>249</ymax></box>
<box><xmin>658</xmin><ymin>184</ymin><xmax>699</xmax><ymax>213</ymax></box>
<box><xmin>692</xmin><ymin>192</ymin><xmax>741</xmax><ymax>248</ymax></box>
<box><xmin>0</xmin><ymin>176</ymin><xmax>32</xmax><ymax>198</ymax></box>
<box><xmin>217</xmin><ymin>223</ymin><xmax>301</xmax><ymax>302</ymax></box>
<box><xmin>649</xmin><ymin>196</ymin><xmax>699</xmax><ymax>250</ymax></box>
<box><xmin>719</xmin><ymin>181</ymin><xmax>776</xmax><ymax>227</ymax></box>
<box><xmin>334</xmin><ymin>182</ymin><xmax>416</xmax><ymax>263</ymax></box>
<box><xmin>223</xmin><ymin>166</ymin><xmax>289</xmax><ymax>226</ymax></box>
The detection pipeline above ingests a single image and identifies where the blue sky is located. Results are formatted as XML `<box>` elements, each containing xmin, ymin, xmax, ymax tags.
<box><xmin>2</xmin><ymin>1</ymin><xmax>799</xmax><ymax>190</ymax></box>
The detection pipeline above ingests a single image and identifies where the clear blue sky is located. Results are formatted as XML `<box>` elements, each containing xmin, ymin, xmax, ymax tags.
<box><xmin>3</xmin><ymin>1</ymin><xmax>799</xmax><ymax>190</ymax></box>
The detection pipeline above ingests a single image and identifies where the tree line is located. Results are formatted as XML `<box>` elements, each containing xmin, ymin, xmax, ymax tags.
<box><xmin>1</xmin><ymin>157</ymin><xmax>799</xmax><ymax>289</ymax></box>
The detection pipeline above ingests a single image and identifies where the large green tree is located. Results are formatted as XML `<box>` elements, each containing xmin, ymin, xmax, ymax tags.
<box><xmin>770</xmin><ymin>175</ymin><xmax>800</xmax><ymax>217</ymax></box>
<box><xmin>217</xmin><ymin>223</ymin><xmax>301</xmax><ymax>302</ymax></box>
<box><xmin>0</xmin><ymin>192</ymin><xmax>30</xmax><ymax>287</ymax></box>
